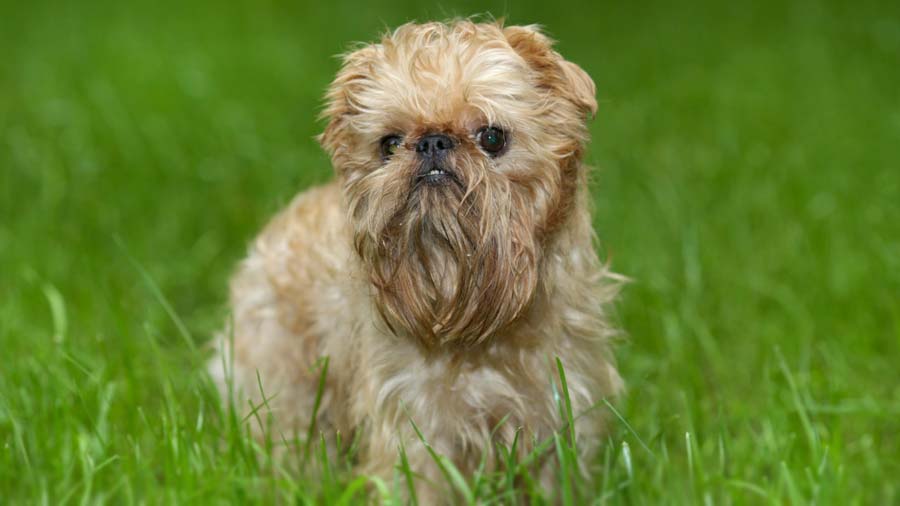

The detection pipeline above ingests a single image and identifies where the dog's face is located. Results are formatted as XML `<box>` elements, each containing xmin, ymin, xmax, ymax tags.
<box><xmin>320</xmin><ymin>21</ymin><xmax>598</xmax><ymax>348</ymax></box>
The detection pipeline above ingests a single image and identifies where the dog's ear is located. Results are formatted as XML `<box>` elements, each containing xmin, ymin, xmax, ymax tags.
<box><xmin>503</xmin><ymin>24</ymin><xmax>598</xmax><ymax>118</ymax></box>
<box><xmin>317</xmin><ymin>45</ymin><xmax>377</xmax><ymax>158</ymax></box>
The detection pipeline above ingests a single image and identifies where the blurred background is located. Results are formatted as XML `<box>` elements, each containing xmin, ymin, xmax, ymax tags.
<box><xmin>1</xmin><ymin>0</ymin><xmax>899</xmax><ymax>502</ymax></box>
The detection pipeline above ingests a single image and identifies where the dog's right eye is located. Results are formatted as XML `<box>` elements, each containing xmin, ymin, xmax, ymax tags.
<box><xmin>380</xmin><ymin>135</ymin><xmax>403</xmax><ymax>159</ymax></box>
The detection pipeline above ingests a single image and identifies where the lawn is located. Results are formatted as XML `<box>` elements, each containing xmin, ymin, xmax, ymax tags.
<box><xmin>2</xmin><ymin>0</ymin><xmax>899</xmax><ymax>503</ymax></box>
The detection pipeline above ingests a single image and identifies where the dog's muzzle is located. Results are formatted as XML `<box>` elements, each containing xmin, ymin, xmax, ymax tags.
<box><xmin>415</xmin><ymin>134</ymin><xmax>457</xmax><ymax>185</ymax></box>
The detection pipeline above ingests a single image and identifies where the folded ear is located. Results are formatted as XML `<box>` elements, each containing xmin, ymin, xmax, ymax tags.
<box><xmin>557</xmin><ymin>59</ymin><xmax>598</xmax><ymax>117</ymax></box>
<box><xmin>503</xmin><ymin>24</ymin><xmax>598</xmax><ymax>118</ymax></box>
<box><xmin>317</xmin><ymin>45</ymin><xmax>378</xmax><ymax>158</ymax></box>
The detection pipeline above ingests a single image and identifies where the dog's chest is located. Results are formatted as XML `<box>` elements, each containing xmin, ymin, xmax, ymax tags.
<box><xmin>352</xmin><ymin>335</ymin><xmax>559</xmax><ymax>445</ymax></box>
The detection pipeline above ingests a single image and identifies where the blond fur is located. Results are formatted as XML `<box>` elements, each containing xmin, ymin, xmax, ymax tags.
<box><xmin>209</xmin><ymin>20</ymin><xmax>623</xmax><ymax>501</ymax></box>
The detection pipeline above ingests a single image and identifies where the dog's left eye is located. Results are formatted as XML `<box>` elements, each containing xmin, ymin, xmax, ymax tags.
<box><xmin>380</xmin><ymin>135</ymin><xmax>403</xmax><ymax>159</ymax></box>
<box><xmin>477</xmin><ymin>127</ymin><xmax>507</xmax><ymax>156</ymax></box>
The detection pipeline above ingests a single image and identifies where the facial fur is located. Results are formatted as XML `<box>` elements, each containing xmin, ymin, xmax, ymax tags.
<box><xmin>319</xmin><ymin>21</ymin><xmax>599</xmax><ymax>348</ymax></box>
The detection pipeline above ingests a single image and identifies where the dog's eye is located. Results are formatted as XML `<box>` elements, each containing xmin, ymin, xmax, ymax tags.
<box><xmin>477</xmin><ymin>127</ymin><xmax>507</xmax><ymax>156</ymax></box>
<box><xmin>380</xmin><ymin>135</ymin><xmax>403</xmax><ymax>159</ymax></box>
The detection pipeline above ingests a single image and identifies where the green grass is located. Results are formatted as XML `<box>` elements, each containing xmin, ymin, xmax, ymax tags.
<box><xmin>2</xmin><ymin>0</ymin><xmax>900</xmax><ymax>503</ymax></box>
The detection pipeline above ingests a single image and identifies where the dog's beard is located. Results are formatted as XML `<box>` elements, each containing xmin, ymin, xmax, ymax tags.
<box><xmin>347</xmin><ymin>158</ymin><xmax>540</xmax><ymax>348</ymax></box>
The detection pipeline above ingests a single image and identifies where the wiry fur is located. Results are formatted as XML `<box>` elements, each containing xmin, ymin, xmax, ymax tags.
<box><xmin>209</xmin><ymin>20</ymin><xmax>623</xmax><ymax>501</ymax></box>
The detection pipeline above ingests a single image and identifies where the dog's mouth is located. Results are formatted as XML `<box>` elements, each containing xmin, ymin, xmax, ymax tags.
<box><xmin>416</xmin><ymin>163</ymin><xmax>460</xmax><ymax>187</ymax></box>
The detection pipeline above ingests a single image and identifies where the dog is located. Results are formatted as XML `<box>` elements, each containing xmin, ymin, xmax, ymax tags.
<box><xmin>209</xmin><ymin>19</ymin><xmax>623</xmax><ymax>500</ymax></box>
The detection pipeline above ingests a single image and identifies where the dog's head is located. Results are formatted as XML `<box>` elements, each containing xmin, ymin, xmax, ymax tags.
<box><xmin>319</xmin><ymin>21</ymin><xmax>597</xmax><ymax>348</ymax></box>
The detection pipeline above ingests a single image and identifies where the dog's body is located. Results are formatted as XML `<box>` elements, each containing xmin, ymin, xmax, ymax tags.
<box><xmin>209</xmin><ymin>20</ymin><xmax>622</xmax><ymax>497</ymax></box>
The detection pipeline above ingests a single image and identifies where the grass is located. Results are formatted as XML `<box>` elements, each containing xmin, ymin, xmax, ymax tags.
<box><xmin>2</xmin><ymin>0</ymin><xmax>899</xmax><ymax>503</ymax></box>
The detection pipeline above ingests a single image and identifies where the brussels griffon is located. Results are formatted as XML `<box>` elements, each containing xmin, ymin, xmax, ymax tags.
<box><xmin>210</xmin><ymin>20</ymin><xmax>623</xmax><ymax>498</ymax></box>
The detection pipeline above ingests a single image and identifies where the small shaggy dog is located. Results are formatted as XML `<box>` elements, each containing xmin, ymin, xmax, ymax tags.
<box><xmin>209</xmin><ymin>20</ymin><xmax>623</xmax><ymax>499</ymax></box>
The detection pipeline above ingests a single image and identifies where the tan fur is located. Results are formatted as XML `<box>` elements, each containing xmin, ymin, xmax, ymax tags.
<box><xmin>209</xmin><ymin>20</ymin><xmax>623</xmax><ymax>501</ymax></box>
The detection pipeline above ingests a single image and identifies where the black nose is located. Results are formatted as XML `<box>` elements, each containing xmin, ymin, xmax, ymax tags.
<box><xmin>416</xmin><ymin>134</ymin><xmax>455</xmax><ymax>157</ymax></box>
